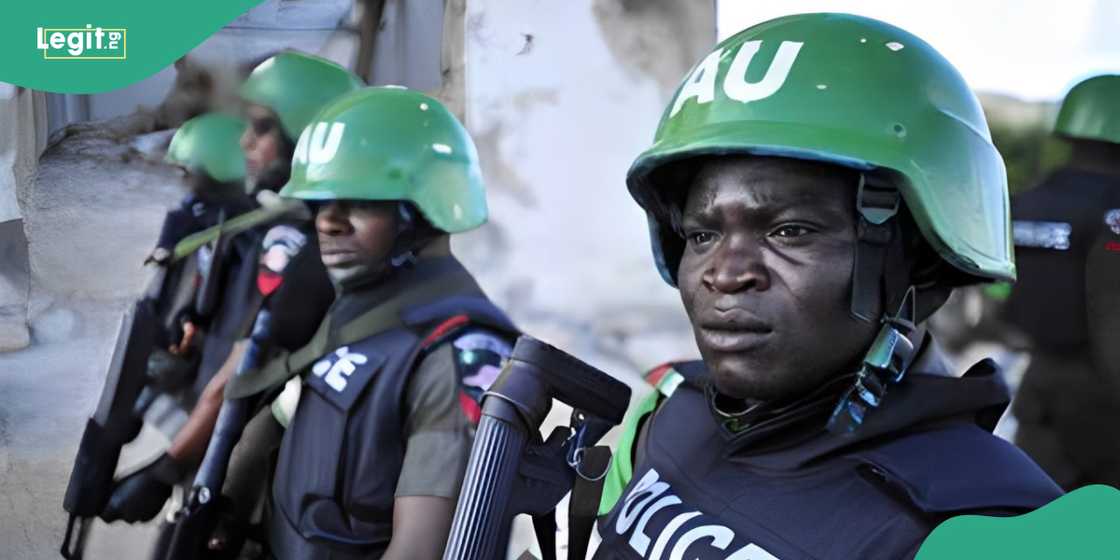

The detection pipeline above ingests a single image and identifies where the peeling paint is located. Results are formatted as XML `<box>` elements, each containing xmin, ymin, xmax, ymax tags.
<box><xmin>471</xmin><ymin>121</ymin><xmax>538</xmax><ymax>207</ymax></box>
<box><xmin>591</xmin><ymin>0</ymin><xmax>717</xmax><ymax>94</ymax></box>
<box><xmin>516</xmin><ymin>33</ymin><xmax>534</xmax><ymax>55</ymax></box>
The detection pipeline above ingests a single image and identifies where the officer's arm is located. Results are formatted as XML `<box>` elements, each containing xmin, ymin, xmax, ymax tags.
<box><xmin>387</xmin><ymin>333</ymin><xmax>509</xmax><ymax>557</ymax></box>
<box><xmin>382</xmin><ymin>496</ymin><xmax>456</xmax><ymax>560</ymax></box>
<box><xmin>166</xmin><ymin>339</ymin><xmax>247</xmax><ymax>462</ymax></box>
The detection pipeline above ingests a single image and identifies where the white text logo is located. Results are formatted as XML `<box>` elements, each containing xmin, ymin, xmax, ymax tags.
<box><xmin>37</xmin><ymin>25</ymin><xmax>126</xmax><ymax>60</ymax></box>
<box><xmin>670</xmin><ymin>40</ymin><xmax>803</xmax><ymax>117</ymax></box>
<box><xmin>614</xmin><ymin>468</ymin><xmax>780</xmax><ymax>560</ymax></box>
<box><xmin>311</xmin><ymin>346</ymin><xmax>369</xmax><ymax>392</ymax></box>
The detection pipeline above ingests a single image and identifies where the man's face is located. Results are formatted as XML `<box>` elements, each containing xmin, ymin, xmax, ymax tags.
<box><xmin>316</xmin><ymin>200</ymin><xmax>399</xmax><ymax>283</ymax></box>
<box><xmin>676</xmin><ymin>157</ymin><xmax>878</xmax><ymax>402</ymax></box>
<box><xmin>240</xmin><ymin>104</ymin><xmax>285</xmax><ymax>184</ymax></box>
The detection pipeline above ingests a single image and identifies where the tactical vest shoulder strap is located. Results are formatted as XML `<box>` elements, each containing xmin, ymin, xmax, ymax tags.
<box><xmin>225</xmin><ymin>272</ymin><xmax>488</xmax><ymax>400</ymax></box>
<box><xmin>850</xmin><ymin>423</ymin><xmax>1063</xmax><ymax>514</ymax></box>
<box><xmin>667</xmin><ymin>360</ymin><xmax>708</xmax><ymax>391</ymax></box>
<box><xmin>598</xmin><ymin>361</ymin><xmax>698</xmax><ymax>516</ymax></box>
<box><xmin>401</xmin><ymin>294</ymin><xmax>518</xmax><ymax>336</ymax></box>
<box><xmin>172</xmin><ymin>201</ymin><xmax>303</xmax><ymax>262</ymax></box>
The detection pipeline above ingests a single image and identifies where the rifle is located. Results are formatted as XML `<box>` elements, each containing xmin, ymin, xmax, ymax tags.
<box><xmin>443</xmin><ymin>336</ymin><xmax>631</xmax><ymax>560</ymax></box>
<box><xmin>132</xmin><ymin>216</ymin><xmax>231</xmax><ymax>420</ymax></box>
<box><xmin>161</xmin><ymin>309</ymin><xmax>273</xmax><ymax>559</ymax></box>
<box><xmin>61</xmin><ymin>266</ymin><xmax>167</xmax><ymax>559</ymax></box>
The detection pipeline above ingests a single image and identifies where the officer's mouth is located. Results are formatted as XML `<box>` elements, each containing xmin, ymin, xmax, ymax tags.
<box><xmin>320</xmin><ymin>249</ymin><xmax>360</xmax><ymax>268</ymax></box>
<box><xmin>697</xmin><ymin>314</ymin><xmax>773</xmax><ymax>353</ymax></box>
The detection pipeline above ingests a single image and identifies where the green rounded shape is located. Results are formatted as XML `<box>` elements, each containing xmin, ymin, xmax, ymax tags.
<box><xmin>240</xmin><ymin>51</ymin><xmax>365</xmax><ymax>141</ymax></box>
<box><xmin>1054</xmin><ymin>75</ymin><xmax>1120</xmax><ymax>145</ymax></box>
<box><xmin>165</xmin><ymin>113</ymin><xmax>246</xmax><ymax>182</ymax></box>
<box><xmin>916</xmin><ymin>485</ymin><xmax>1118</xmax><ymax>559</ymax></box>
<box><xmin>628</xmin><ymin>13</ymin><xmax>1013</xmax><ymax>286</ymax></box>
<box><xmin>279</xmin><ymin>87</ymin><xmax>488</xmax><ymax>233</ymax></box>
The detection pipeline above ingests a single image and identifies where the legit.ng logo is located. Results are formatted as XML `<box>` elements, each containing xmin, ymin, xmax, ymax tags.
<box><xmin>36</xmin><ymin>25</ymin><xmax>126</xmax><ymax>60</ymax></box>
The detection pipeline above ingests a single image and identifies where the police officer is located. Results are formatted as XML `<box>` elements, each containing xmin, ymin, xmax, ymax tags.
<box><xmin>100</xmin><ymin>52</ymin><xmax>360</xmax><ymax>530</ymax></box>
<box><xmin>99</xmin><ymin>111</ymin><xmax>256</xmax><ymax>524</ymax></box>
<box><xmin>1004</xmin><ymin>74</ymin><xmax>1120</xmax><ymax>490</ymax></box>
<box><xmin>149</xmin><ymin>113</ymin><xmax>255</xmax><ymax>266</ymax></box>
<box><xmin>220</xmin><ymin>86</ymin><xmax>519</xmax><ymax>559</ymax></box>
<box><xmin>595</xmin><ymin>14</ymin><xmax>1062</xmax><ymax>559</ymax></box>
<box><xmin>145</xmin><ymin>112</ymin><xmax>256</xmax><ymax>390</ymax></box>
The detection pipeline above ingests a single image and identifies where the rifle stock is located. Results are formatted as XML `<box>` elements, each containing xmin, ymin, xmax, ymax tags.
<box><xmin>444</xmin><ymin>336</ymin><xmax>631</xmax><ymax>560</ymax></box>
<box><xmin>61</xmin><ymin>267</ymin><xmax>166</xmax><ymax>559</ymax></box>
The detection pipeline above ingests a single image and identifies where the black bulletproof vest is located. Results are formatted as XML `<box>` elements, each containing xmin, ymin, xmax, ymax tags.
<box><xmin>269</xmin><ymin>291</ymin><xmax>517</xmax><ymax>560</ymax></box>
<box><xmin>192</xmin><ymin>230</ymin><xmax>264</xmax><ymax>403</ymax></box>
<box><xmin>1004</xmin><ymin>168</ymin><xmax>1120</xmax><ymax>352</ymax></box>
<box><xmin>595</xmin><ymin>366</ymin><xmax>1061</xmax><ymax>560</ymax></box>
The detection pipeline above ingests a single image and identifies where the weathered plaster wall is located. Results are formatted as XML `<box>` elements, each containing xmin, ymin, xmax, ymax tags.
<box><xmin>456</xmin><ymin>0</ymin><xmax>716</xmax><ymax>381</ymax></box>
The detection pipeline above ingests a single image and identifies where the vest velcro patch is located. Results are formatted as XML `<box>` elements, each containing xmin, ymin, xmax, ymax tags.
<box><xmin>306</xmin><ymin>340</ymin><xmax>387</xmax><ymax>411</ymax></box>
<box><xmin>1105</xmin><ymin>209</ymin><xmax>1120</xmax><ymax>235</ymax></box>
<box><xmin>451</xmin><ymin>329</ymin><xmax>514</xmax><ymax>423</ymax></box>
<box><xmin>1012</xmin><ymin>220</ymin><xmax>1072</xmax><ymax>250</ymax></box>
<box><xmin>257</xmin><ymin>224</ymin><xmax>307</xmax><ymax>296</ymax></box>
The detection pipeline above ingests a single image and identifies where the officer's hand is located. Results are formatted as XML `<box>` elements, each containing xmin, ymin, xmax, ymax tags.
<box><xmin>169</xmin><ymin>321</ymin><xmax>198</xmax><ymax>356</ymax></box>
<box><xmin>99</xmin><ymin>453</ymin><xmax>187</xmax><ymax>524</ymax></box>
<box><xmin>144</xmin><ymin>247</ymin><xmax>172</xmax><ymax>266</ymax></box>
<box><xmin>206</xmin><ymin>508</ymin><xmax>248</xmax><ymax>559</ymax></box>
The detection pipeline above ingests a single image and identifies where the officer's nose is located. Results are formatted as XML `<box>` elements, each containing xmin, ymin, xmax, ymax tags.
<box><xmin>239</xmin><ymin>126</ymin><xmax>254</xmax><ymax>151</ymax></box>
<box><xmin>316</xmin><ymin>202</ymin><xmax>352</xmax><ymax>237</ymax></box>
<box><xmin>702</xmin><ymin>234</ymin><xmax>770</xmax><ymax>294</ymax></box>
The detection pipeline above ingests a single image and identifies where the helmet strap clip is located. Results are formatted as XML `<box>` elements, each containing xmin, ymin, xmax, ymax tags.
<box><xmin>827</xmin><ymin>287</ymin><xmax>919</xmax><ymax>434</ymax></box>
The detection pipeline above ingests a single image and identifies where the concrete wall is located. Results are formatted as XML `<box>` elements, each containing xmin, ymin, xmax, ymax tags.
<box><xmin>455</xmin><ymin>0</ymin><xmax>717</xmax><ymax>381</ymax></box>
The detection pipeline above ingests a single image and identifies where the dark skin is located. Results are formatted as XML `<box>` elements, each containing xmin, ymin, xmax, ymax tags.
<box><xmin>316</xmin><ymin>200</ymin><xmax>399</xmax><ymax>279</ymax></box>
<box><xmin>315</xmin><ymin>199</ymin><xmax>455</xmax><ymax>560</ymax></box>
<box><xmin>677</xmin><ymin>157</ymin><xmax>879</xmax><ymax>402</ymax></box>
<box><xmin>239</xmin><ymin>104</ymin><xmax>286</xmax><ymax>183</ymax></box>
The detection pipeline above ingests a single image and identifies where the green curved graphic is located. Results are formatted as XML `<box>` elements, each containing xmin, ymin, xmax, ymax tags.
<box><xmin>917</xmin><ymin>485</ymin><xmax>1120</xmax><ymax>559</ymax></box>
<box><xmin>2</xmin><ymin>1</ymin><xmax>262</xmax><ymax>93</ymax></box>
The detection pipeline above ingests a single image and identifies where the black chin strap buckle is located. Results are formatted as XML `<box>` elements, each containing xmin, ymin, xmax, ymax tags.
<box><xmin>828</xmin><ymin>288</ymin><xmax>918</xmax><ymax>434</ymax></box>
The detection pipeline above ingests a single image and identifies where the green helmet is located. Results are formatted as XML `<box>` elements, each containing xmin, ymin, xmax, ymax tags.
<box><xmin>165</xmin><ymin>113</ymin><xmax>246</xmax><ymax>182</ymax></box>
<box><xmin>279</xmin><ymin>87</ymin><xmax>488</xmax><ymax>233</ymax></box>
<box><xmin>240</xmin><ymin>51</ymin><xmax>365</xmax><ymax>141</ymax></box>
<box><xmin>1054</xmin><ymin>74</ymin><xmax>1120</xmax><ymax>145</ymax></box>
<box><xmin>628</xmin><ymin>13</ymin><xmax>1013</xmax><ymax>287</ymax></box>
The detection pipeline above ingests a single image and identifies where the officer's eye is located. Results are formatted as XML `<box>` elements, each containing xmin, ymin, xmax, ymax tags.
<box><xmin>771</xmin><ymin>225</ymin><xmax>813</xmax><ymax>238</ymax></box>
<box><xmin>686</xmin><ymin>231</ymin><xmax>718</xmax><ymax>246</ymax></box>
<box><xmin>250</xmin><ymin>117</ymin><xmax>278</xmax><ymax>136</ymax></box>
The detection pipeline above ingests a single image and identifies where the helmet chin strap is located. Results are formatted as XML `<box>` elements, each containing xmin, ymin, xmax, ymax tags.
<box><xmin>849</xmin><ymin>173</ymin><xmax>901</xmax><ymax>322</ymax></box>
<box><xmin>386</xmin><ymin>203</ymin><xmax>441</xmax><ymax>269</ymax></box>
<box><xmin>827</xmin><ymin>173</ymin><xmax>920</xmax><ymax>434</ymax></box>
